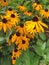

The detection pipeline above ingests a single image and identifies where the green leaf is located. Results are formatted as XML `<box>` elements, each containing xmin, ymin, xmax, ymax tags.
<box><xmin>15</xmin><ymin>49</ymin><xmax>40</xmax><ymax>65</ymax></box>
<box><xmin>0</xmin><ymin>55</ymin><xmax>11</xmax><ymax>65</ymax></box>
<box><xmin>45</xmin><ymin>39</ymin><xmax>49</xmax><ymax>62</ymax></box>
<box><xmin>33</xmin><ymin>39</ymin><xmax>45</xmax><ymax>56</ymax></box>
<box><xmin>30</xmin><ymin>51</ymin><xmax>40</xmax><ymax>65</ymax></box>
<box><xmin>39</xmin><ymin>32</ymin><xmax>46</xmax><ymax>41</ymax></box>
<box><xmin>0</xmin><ymin>37</ymin><xmax>4</xmax><ymax>42</ymax></box>
<box><xmin>46</xmin><ymin>39</ymin><xmax>49</xmax><ymax>47</ymax></box>
<box><xmin>40</xmin><ymin>0</ymin><xmax>48</xmax><ymax>4</ymax></box>
<box><xmin>0</xmin><ymin>36</ymin><xmax>6</xmax><ymax>44</ymax></box>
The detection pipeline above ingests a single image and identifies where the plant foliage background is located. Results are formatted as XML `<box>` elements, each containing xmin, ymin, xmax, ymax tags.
<box><xmin>0</xmin><ymin>0</ymin><xmax>49</xmax><ymax>65</ymax></box>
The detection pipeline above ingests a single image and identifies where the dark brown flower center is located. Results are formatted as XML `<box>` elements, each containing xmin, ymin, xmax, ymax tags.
<box><xmin>8</xmin><ymin>8</ymin><xmax>12</xmax><ymax>11</ymax></box>
<box><xmin>32</xmin><ymin>16</ymin><xmax>38</xmax><ymax>21</ymax></box>
<box><xmin>4</xmin><ymin>0</ymin><xmax>6</xmax><ymax>2</ymax></box>
<box><xmin>2</xmin><ymin>18</ymin><xmax>7</xmax><ymax>23</ymax></box>
<box><xmin>11</xmin><ymin>14</ymin><xmax>15</xmax><ymax>18</ymax></box>
<box><xmin>37</xmin><ymin>1</ymin><xmax>40</xmax><ymax>4</ymax></box>
<box><xmin>22</xmin><ymin>40</ymin><xmax>25</xmax><ymax>44</ymax></box>
<box><xmin>14</xmin><ymin>49</ymin><xmax>18</xmax><ymax>52</ymax></box>
<box><xmin>16</xmin><ymin>32</ymin><xmax>20</xmax><ymax>36</ymax></box>
<box><xmin>20</xmin><ymin>24</ymin><xmax>24</xmax><ymax>28</ymax></box>
<box><xmin>13</xmin><ymin>57</ymin><xmax>16</xmax><ymax>60</ymax></box>
<box><xmin>20</xmin><ymin>4</ymin><xmax>23</xmax><ymax>6</ymax></box>
<box><xmin>45</xmin><ymin>9</ymin><xmax>48</xmax><ymax>12</ymax></box>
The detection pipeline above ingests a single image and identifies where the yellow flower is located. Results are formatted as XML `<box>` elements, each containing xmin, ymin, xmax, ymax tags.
<box><xmin>16</xmin><ymin>24</ymin><xmax>26</xmax><ymax>35</ymax></box>
<box><xmin>24</xmin><ymin>11</ymin><xmax>33</xmax><ymax>16</ymax></box>
<box><xmin>24</xmin><ymin>16</ymin><xmax>48</xmax><ymax>33</ymax></box>
<box><xmin>0</xmin><ymin>16</ymin><xmax>14</xmax><ymax>32</ymax></box>
<box><xmin>6</xmin><ymin>10</ymin><xmax>20</xmax><ymax>25</ymax></box>
<box><xmin>12</xmin><ymin>49</ymin><xmax>21</xmax><ymax>58</ymax></box>
<box><xmin>32</xmin><ymin>2</ymin><xmax>42</xmax><ymax>11</ymax></box>
<box><xmin>40</xmin><ymin>9</ymin><xmax>49</xmax><ymax>18</ymax></box>
<box><xmin>1</xmin><ymin>0</ymin><xmax>8</xmax><ymax>6</ymax></box>
<box><xmin>17</xmin><ymin>5</ymin><xmax>27</xmax><ymax>12</ymax></box>
<box><xmin>11</xmin><ymin>31</ymin><xmax>22</xmax><ymax>45</ymax></box>
<box><xmin>6</xmin><ymin>8</ymin><xmax>15</xmax><ymax>15</ymax></box>
<box><xmin>18</xmin><ymin>36</ymin><xmax>29</xmax><ymax>51</ymax></box>
<box><xmin>6</xmin><ymin>12</ymin><xmax>19</xmax><ymax>24</ymax></box>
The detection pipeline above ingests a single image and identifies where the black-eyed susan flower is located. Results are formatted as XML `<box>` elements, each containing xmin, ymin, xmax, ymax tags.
<box><xmin>32</xmin><ymin>2</ymin><xmax>42</xmax><ymax>11</ymax></box>
<box><xmin>24</xmin><ymin>11</ymin><xmax>33</xmax><ymax>16</ymax></box>
<box><xmin>40</xmin><ymin>9</ymin><xmax>49</xmax><ymax>18</ymax></box>
<box><xmin>24</xmin><ymin>16</ymin><xmax>48</xmax><ymax>33</ymax></box>
<box><xmin>18</xmin><ymin>36</ymin><xmax>29</xmax><ymax>51</ymax></box>
<box><xmin>1</xmin><ymin>0</ymin><xmax>8</xmax><ymax>6</ymax></box>
<box><xmin>11</xmin><ymin>31</ymin><xmax>22</xmax><ymax>45</ymax></box>
<box><xmin>17</xmin><ymin>5</ymin><xmax>27</xmax><ymax>12</ymax></box>
<box><xmin>6</xmin><ymin>8</ymin><xmax>14</xmax><ymax>15</ymax></box>
<box><xmin>6</xmin><ymin>11</ymin><xmax>20</xmax><ymax>25</ymax></box>
<box><xmin>16</xmin><ymin>23</ymin><xmax>26</xmax><ymax>35</ymax></box>
<box><xmin>0</xmin><ymin>16</ymin><xmax>14</xmax><ymax>32</ymax></box>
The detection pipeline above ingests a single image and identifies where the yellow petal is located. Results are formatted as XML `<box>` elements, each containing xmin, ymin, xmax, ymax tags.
<box><xmin>6</xmin><ymin>23</ymin><xmax>11</xmax><ymax>31</ymax></box>
<box><xmin>0</xmin><ymin>24</ymin><xmax>2</xmax><ymax>30</ymax></box>
<box><xmin>39</xmin><ymin>21</ymin><xmax>48</xmax><ymax>28</ymax></box>
<box><xmin>38</xmin><ymin>23</ymin><xmax>44</xmax><ymax>32</ymax></box>
<box><xmin>3</xmin><ymin>24</ymin><xmax>6</xmax><ymax>32</ymax></box>
<box><xmin>12</xmin><ymin>34</ymin><xmax>16</xmax><ymax>43</ymax></box>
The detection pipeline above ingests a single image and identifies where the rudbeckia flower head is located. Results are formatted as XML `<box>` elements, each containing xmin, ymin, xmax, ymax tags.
<box><xmin>40</xmin><ymin>8</ymin><xmax>49</xmax><ymax>18</ymax></box>
<box><xmin>18</xmin><ymin>36</ymin><xmax>29</xmax><ymax>51</ymax></box>
<box><xmin>32</xmin><ymin>2</ymin><xmax>42</xmax><ymax>11</ymax></box>
<box><xmin>24</xmin><ymin>16</ymin><xmax>48</xmax><ymax>34</ymax></box>
<box><xmin>24</xmin><ymin>11</ymin><xmax>33</xmax><ymax>16</ymax></box>
<box><xmin>1</xmin><ymin>0</ymin><xmax>8</xmax><ymax>6</ymax></box>
<box><xmin>16</xmin><ymin>23</ymin><xmax>26</xmax><ymax>35</ymax></box>
<box><xmin>0</xmin><ymin>16</ymin><xmax>14</xmax><ymax>32</ymax></box>
<box><xmin>17</xmin><ymin>5</ymin><xmax>27</xmax><ymax>12</ymax></box>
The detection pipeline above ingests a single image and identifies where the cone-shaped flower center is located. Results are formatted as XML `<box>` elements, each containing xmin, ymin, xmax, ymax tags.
<box><xmin>13</xmin><ymin>57</ymin><xmax>16</xmax><ymax>60</ymax></box>
<box><xmin>14</xmin><ymin>49</ymin><xmax>18</xmax><ymax>52</ymax></box>
<box><xmin>8</xmin><ymin>8</ymin><xmax>12</xmax><ymax>11</ymax></box>
<box><xmin>16</xmin><ymin>32</ymin><xmax>20</xmax><ymax>36</ymax></box>
<box><xmin>11</xmin><ymin>14</ymin><xmax>15</xmax><ymax>18</ymax></box>
<box><xmin>45</xmin><ymin>9</ymin><xmax>48</xmax><ymax>12</ymax></box>
<box><xmin>22</xmin><ymin>40</ymin><xmax>25</xmax><ymax>44</ymax></box>
<box><xmin>37</xmin><ymin>1</ymin><xmax>40</xmax><ymax>4</ymax></box>
<box><xmin>4</xmin><ymin>0</ymin><xmax>6</xmax><ymax>2</ymax></box>
<box><xmin>20</xmin><ymin>24</ymin><xmax>24</xmax><ymax>28</ymax></box>
<box><xmin>2</xmin><ymin>18</ymin><xmax>7</xmax><ymax>23</ymax></box>
<box><xmin>32</xmin><ymin>16</ymin><xmax>38</xmax><ymax>21</ymax></box>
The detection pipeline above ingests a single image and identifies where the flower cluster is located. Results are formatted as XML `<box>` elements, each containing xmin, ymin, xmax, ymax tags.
<box><xmin>0</xmin><ymin>0</ymin><xmax>49</xmax><ymax>65</ymax></box>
